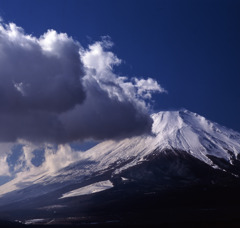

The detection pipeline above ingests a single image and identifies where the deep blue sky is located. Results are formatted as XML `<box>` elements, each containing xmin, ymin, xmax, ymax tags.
<box><xmin>0</xmin><ymin>0</ymin><xmax>240</xmax><ymax>132</ymax></box>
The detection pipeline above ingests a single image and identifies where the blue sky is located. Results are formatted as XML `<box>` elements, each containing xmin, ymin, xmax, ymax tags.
<box><xmin>0</xmin><ymin>0</ymin><xmax>239</xmax><ymax>132</ymax></box>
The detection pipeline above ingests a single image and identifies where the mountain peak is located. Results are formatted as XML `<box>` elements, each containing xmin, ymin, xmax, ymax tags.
<box><xmin>151</xmin><ymin>109</ymin><xmax>208</xmax><ymax>136</ymax></box>
<box><xmin>151</xmin><ymin>110</ymin><xmax>240</xmax><ymax>163</ymax></box>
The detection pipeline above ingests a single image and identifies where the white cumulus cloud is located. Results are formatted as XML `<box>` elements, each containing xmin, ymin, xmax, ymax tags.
<box><xmin>0</xmin><ymin>155</ymin><xmax>10</xmax><ymax>176</ymax></box>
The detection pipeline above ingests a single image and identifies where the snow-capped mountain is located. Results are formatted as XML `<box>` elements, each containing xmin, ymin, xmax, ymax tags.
<box><xmin>0</xmin><ymin>109</ymin><xmax>240</xmax><ymax>222</ymax></box>
<box><xmin>73</xmin><ymin>109</ymin><xmax>240</xmax><ymax>174</ymax></box>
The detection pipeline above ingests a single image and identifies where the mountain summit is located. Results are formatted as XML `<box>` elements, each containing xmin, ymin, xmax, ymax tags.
<box><xmin>151</xmin><ymin>110</ymin><xmax>240</xmax><ymax>166</ymax></box>
<box><xmin>1</xmin><ymin>110</ymin><xmax>240</xmax><ymax>224</ymax></box>
<box><xmin>82</xmin><ymin>109</ymin><xmax>240</xmax><ymax>170</ymax></box>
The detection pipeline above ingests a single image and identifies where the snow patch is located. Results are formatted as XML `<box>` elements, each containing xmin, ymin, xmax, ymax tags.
<box><xmin>39</xmin><ymin>204</ymin><xmax>67</xmax><ymax>210</ymax></box>
<box><xmin>25</xmin><ymin>219</ymin><xmax>47</xmax><ymax>225</ymax></box>
<box><xmin>121</xmin><ymin>177</ymin><xmax>129</xmax><ymax>181</ymax></box>
<box><xmin>60</xmin><ymin>180</ymin><xmax>113</xmax><ymax>198</ymax></box>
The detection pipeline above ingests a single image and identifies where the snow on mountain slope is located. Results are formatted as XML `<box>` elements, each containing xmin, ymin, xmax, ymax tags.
<box><xmin>60</xmin><ymin>180</ymin><xmax>113</xmax><ymax>198</ymax></box>
<box><xmin>152</xmin><ymin>110</ymin><xmax>240</xmax><ymax>163</ymax></box>
<box><xmin>0</xmin><ymin>109</ymin><xmax>240</xmax><ymax>198</ymax></box>
<box><xmin>63</xmin><ymin>109</ymin><xmax>240</xmax><ymax>175</ymax></box>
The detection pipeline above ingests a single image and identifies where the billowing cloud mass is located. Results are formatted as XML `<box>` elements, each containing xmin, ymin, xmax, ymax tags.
<box><xmin>0</xmin><ymin>22</ymin><xmax>166</xmax><ymax>144</ymax></box>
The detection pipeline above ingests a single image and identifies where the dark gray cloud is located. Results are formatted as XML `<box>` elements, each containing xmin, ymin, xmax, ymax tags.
<box><xmin>59</xmin><ymin>76</ymin><xmax>153</xmax><ymax>141</ymax></box>
<box><xmin>0</xmin><ymin>22</ymin><xmax>166</xmax><ymax>144</ymax></box>
<box><xmin>0</xmin><ymin>24</ymin><xmax>85</xmax><ymax>113</ymax></box>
